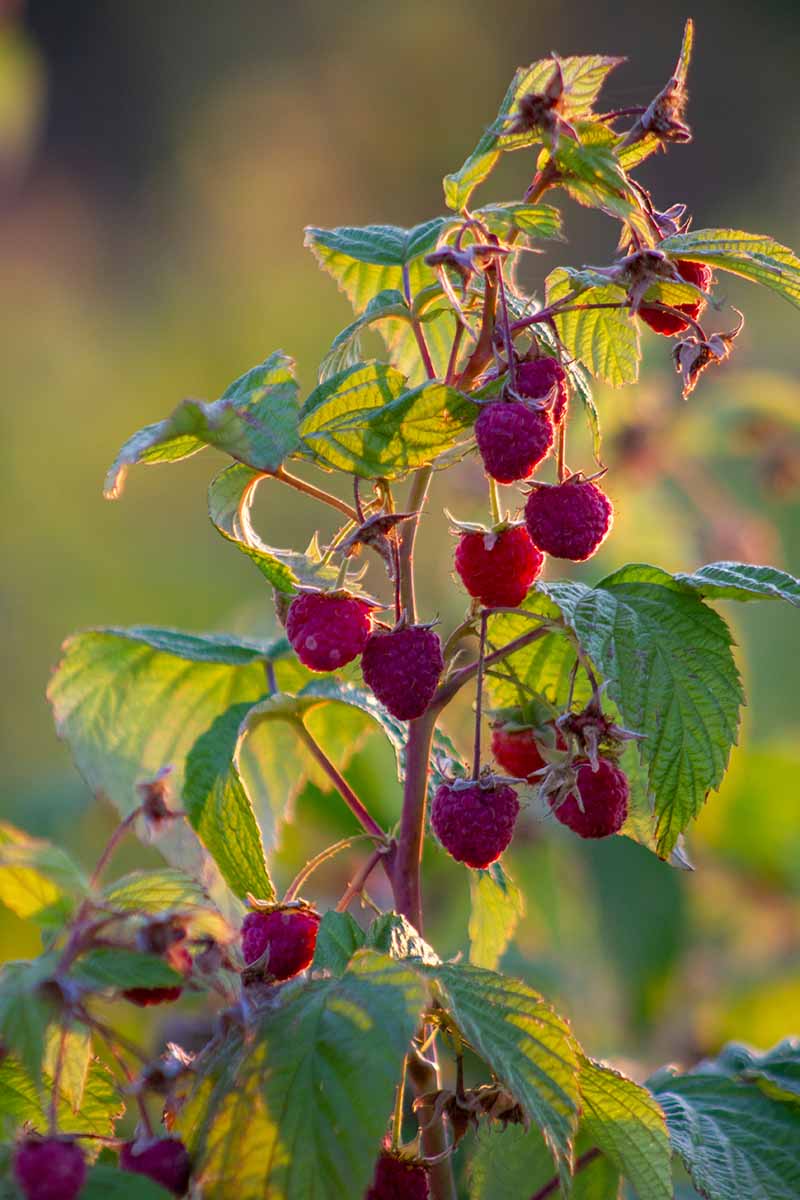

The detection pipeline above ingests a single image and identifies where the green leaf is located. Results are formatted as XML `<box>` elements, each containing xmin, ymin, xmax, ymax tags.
<box><xmin>239</xmin><ymin>678</ymin><xmax>405</xmax><ymax>846</ymax></box>
<box><xmin>47</xmin><ymin>627</ymin><xmax>305</xmax><ymax>876</ymax></box>
<box><xmin>208</xmin><ymin>464</ymin><xmax>341</xmax><ymax>595</ymax></box>
<box><xmin>475</xmin><ymin>202</ymin><xmax>565</xmax><ymax>242</ymax></box>
<box><xmin>544</xmin><ymin>121</ymin><xmax>647</xmax><ymax>232</ymax></box>
<box><xmin>44</xmin><ymin>1024</ymin><xmax>91</xmax><ymax>1114</ymax></box>
<box><xmin>365</xmin><ymin>912</ymin><xmax>440</xmax><ymax>966</ymax></box>
<box><xmin>305</xmin><ymin>220</ymin><xmax>448</xmax><ymax>311</ymax></box>
<box><xmin>179</xmin><ymin>951</ymin><xmax>427</xmax><ymax>1200</ymax></box>
<box><xmin>469</xmin><ymin>863</ymin><xmax>525</xmax><ymax>971</ymax></box>
<box><xmin>579</xmin><ymin>1058</ymin><xmax>671</xmax><ymax>1199</ymax></box>
<box><xmin>702</xmin><ymin>1039</ymin><xmax>800</xmax><ymax>1105</ymax></box>
<box><xmin>653</xmin><ymin>1071</ymin><xmax>800</xmax><ymax>1199</ymax></box>
<box><xmin>184</xmin><ymin>702</ymin><xmax>274</xmax><ymax>902</ymax></box>
<box><xmin>545</xmin><ymin>569</ymin><xmax>743</xmax><ymax>855</ymax></box>
<box><xmin>103</xmin><ymin>868</ymin><xmax>213</xmax><ymax>913</ymax></box>
<box><xmin>0</xmin><ymin>822</ymin><xmax>87</xmax><ymax>927</ymax></box>
<box><xmin>71</xmin><ymin>948</ymin><xmax>184</xmax><ymax>992</ymax></box>
<box><xmin>0</xmin><ymin>1051</ymin><xmax>123</xmax><ymax>1138</ymax></box>
<box><xmin>311</xmin><ymin>911</ymin><xmax>366</xmax><ymax>976</ymax></box>
<box><xmin>618</xmin><ymin>18</ymin><xmax>693</xmax><ymax>171</ymax></box>
<box><xmin>105</xmin><ymin>351</ymin><xmax>300</xmax><ymax>498</ymax></box>
<box><xmin>318</xmin><ymin>289</ymin><xmax>411</xmax><ymax>381</ymax></box>
<box><xmin>546</xmin><ymin>267</ymin><xmax>640</xmax><ymax>386</ymax></box>
<box><xmin>81</xmin><ymin>1166</ymin><xmax>174</xmax><ymax>1200</ymax></box>
<box><xmin>299</xmin><ymin>361</ymin><xmax>477</xmax><ymax>479</ymax></box>
<box><xmin>469</xmin><ymin>1124</ymin><xmax>620</xmax><ymax>1199</ymax></box>
<box><xmin>658</xmin><ymin>228</ymin><xmax>800</xmax><ymax>310</ymax></box>
<box><xmin>432</xmin><ymin>963</ymin><xmax>580</xmax><ymax>1170</ymax></box>
<box><xmin>673</xmin><ymin>561</ymin><xmax>800</xmax><ymax>606</ymax></box>
<box><xmin>443</xmin><ymin>55</ymin><xmax>624</xmax><ymax>211</ymax></box>
<box><xmin>0</xmin><ymin>957</ymin><xmax>60</xmax><ymax>1086</ymax></box>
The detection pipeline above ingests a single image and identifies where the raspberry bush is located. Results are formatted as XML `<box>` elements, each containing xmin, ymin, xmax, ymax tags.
<box><xmin>2</xmin><ymin>20</ymin><xmax>800</xmax><ymax>1200</ymax></box>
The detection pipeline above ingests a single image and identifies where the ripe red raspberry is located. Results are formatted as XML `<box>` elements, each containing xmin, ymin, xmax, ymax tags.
<box><xmin>123</xmin><ymin>944</ymin><xmax>192</xmax><ymax>1007</ymax></box>
<box><xmin>366</xmin><ymin>1151</ymin><xmax>430</xmax><ymax>1200</ymax></box>
<box><xmin>120</xmin><ymin>1137</ymin><xmax>192</xmax><ymax>1197</ymax></box>
<box><xmin>13</xmin><ymin>1137</ymin><xmax>86</xmax><ymax>1200</ymax></box>
<box><xmin>516</xmin><ymin>358</ymin><xmax>569</xmax><ymax>424</ymax></box>
<box><xmin>362</xmin><ymin>624</ymin><xmax>443</xmax><ymax>720</ymax></box>
<box><xmin>524</xmin><ymin>478</ymin><xmax>613</xmax><ymax>561</ymax></box>
<box><xmin>241</xmin><ymin>905</ymin><xmax>320</xmax><ymax>980</ymax></box>
<box><xmin>491</xmin><ymin>723</ymin><xmax>564</xmax><ymax>780</ymax></box>
<box><xmin>554</xmin><ymin>757</ymin><xmax>629</xmax><ymax>838</ymax></box>
<box><xmin>286</xmin><ymin>591</ymin><xmax>373</xmax><ymax>672</ymax></box>
<box><xmin>639</xmin><ymin>259</ymin><xmax>713</xmax><ymax>336</ymax></box>
<box><xmin>475</xmin><ymin>400</ymin><xmax>554</xmax><ymax>483</ymax></box>
<box><xmin>431</xmin><ymin>780</ymin><xmax>519</xmax><ymax>869</ymax></box>
<box><xmin>455</xmin><ymin>525</ymin><xmax>543</xmax><ymax>609</ymax></box>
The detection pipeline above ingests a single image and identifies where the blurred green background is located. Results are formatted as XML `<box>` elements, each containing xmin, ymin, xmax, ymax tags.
<box><xmin>2</xmin><ymin>0</ymin><xmax>800</xmax><ymax>1074</ymax></box>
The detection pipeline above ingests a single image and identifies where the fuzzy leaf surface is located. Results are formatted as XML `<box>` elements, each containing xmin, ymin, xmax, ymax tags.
<box><xmin>0</xmin><ymin>822</ymin><xmax>86</xmax><ymax>927</ymax></box>
<box><xmin>468</xmin><ymin>863</ymin><xmax>525</xmax><ymax>971</ymax></box>
<box><xmin>658</xmin><ymin>228</ymin><xmax>800</xmax><ymax>309</ymax></box>
<box><xmin>546</xmin><ymin>267</ymin><xmax>640</xmax><ymax>386</ymax></box>
<box><xmin>179</xmin><ymin>951</ymin><xmax>426</xmax><ymax>1200</ymax></box>
<box><xmin>579</xmin><ymin>1057</ymin><xmax>671</xmax><ymax>1199</ymax></box>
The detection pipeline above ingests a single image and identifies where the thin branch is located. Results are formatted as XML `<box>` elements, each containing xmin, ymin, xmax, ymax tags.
<box><xmin>392</xmin><ymin>708</ymin><xmax>437</xmax><ymax>932</ymax></box>
<box><xmin>283</xmin><ymin>834</ymin><xmax>377</xmax><ymax>902</ymax></box>
<box><xmin>457</xmin><ymin>263</ymin><xmax>498</xmax><ymax>391</ymax></box>
<box><xmin>471</xmin><ymin>612</ymin><xmax>488</xmax><ymax>780</ymax></box>
<box><xmin>445</xmin><ymin>322</ymin><xmax>465</xmax><ymax>385</ymax></box>
<box><xmin>432</xmin><ymin>625</ymin><xmax>552</xmax><ymax>713</ymax></box>
<box><xmin>407</xmin><ymin>1047</ymin><xmax>457</xmax><ymax>1200</ymax></box>
<box><xmin>398</xmin><ymin>467</ymin><xmax>433</xmax><ymax>622</ymax></box>
<box><xmin>293</xmin><ymin>721</ymin><xmax>385</xmax><ymax>841</ymax></box>
<box><xmin>89</xmin><ymin>808</ymin><xmax>141</xmax><ymax>890</ymax></box>
<box><xmin>336</xmin><ymin>846</ymin><xmax>386</xmax><ymax>912</ymax></box>
<box><xmin>404</xmin><ymin>263</ymin><xmax>436</xmax><ymax>379</ymax></box>
<box><xmin>273</xmin><ymin>466</ymin><xmax>358</xmax><ymax>521</ymax></box>
<box><xmin>529</xmin><ymin>1148</ymin><xmax>601</xmax><ymax>1200</ymax></box>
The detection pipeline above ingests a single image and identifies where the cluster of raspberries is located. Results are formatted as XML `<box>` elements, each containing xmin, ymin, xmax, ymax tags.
<box><xmin>13</xmin><ymin>1134</ymin><xmax>192</xmax><ymax>1200</ymax></box>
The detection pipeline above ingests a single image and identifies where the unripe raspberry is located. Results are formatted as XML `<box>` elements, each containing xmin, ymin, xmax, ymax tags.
<box><xmin>123</xmin><ymin>944</ymin><xmax>192</xmax><ymax>1008</ymax></box>
<box><xmin>554</xmin><ymin>757</ymin><xmax>629</xmax><ymax>838</ymax></box>
<box><xmin>362</xmin><ymin>624</ymin><xmax>443</xmax><ymax>720</ymax></box>
<box><xmin>491</xmin><ymin>723</ymin><xmax>564</xmax><ymax>780</ymax></box>
<box><xmin>366</xmin><ymin>1150</ymin><xmax>430</xmax><ymax>1200</ymax></box>
<box><xmin>120</xmin><ymin>1137</ymin><xmax>192</xmax><ymax>1197</ymax></box>
<box><xmin>516</xmin><ymin>357</ymin><xmax>569</xmax><ymax>424</ymax></box>
<box><xmin>475</xmin><ymin>400</ymin><xmax>554</xmax><ymax>483</ymax></box>
<box><xmin>455</xmin><ymin>525</ymin><xmax>543</xmax><ymax>609</ymax></box>
<box><xmin>241</xmin><ymin>906</ymin><xmax>320</xmax><ymax>980</ymax></box>
<box><xmin>431</xmin><ymin>780</ymin><xmax>519</xmax><ymax>869</ymax></box>
<box><xmin>286</xmin><ymin>591</ymin><xmax>374</xmax><ymax>672</ymax></box>
<box><xmin>524</xmin><ymin>479</ymin><xmax>613</xmax><ymax>561</ymax></box>
<box><xmin>639</xmin><ymin>259</ymin><xmax>713</xmax><ymax>336</ymax></box>
<box><xmin>13</xmin><ymin>1136</ymin><xmax>86</xmax><ymax>1200</ymax></box>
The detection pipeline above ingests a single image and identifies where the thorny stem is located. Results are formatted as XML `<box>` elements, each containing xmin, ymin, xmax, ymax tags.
<box><xmin>529</xmin><ymin>1148</ymin><xmax>601</xmax><ymax>1200</ymax></box>
<box><xmin>292</xmin><ymin>721</ymin><xmax>385</xmax><ymax>842</ymax></box>
<box><xmin>457</xmin><ymin>263</ymin><xmax>498</xmax><ymax>391</ymax></box>
<box><xmin>392</xmin><ymin>708</ymin><xmax>437</xmax><ymax>933</ymax></box>
<box><xmin>445</xmin><ymin>322</ymin><xmax>465</xmax><ymax>385</ymax></box>
<box><xmin>403</xmin><ymin>263</ymin><xmax>436</xmax><ymax>380</ymax></box>
<box><xmin>494</xmin><ymin>250</ymin><xmax>517</xmax><ymax>390</ymax></box>
<box><xmin>432</xmin><ymin>624</ymin><xmax>553</xmax><ymax>713</ymax></box>
<box><xmin>273</xmin><ymin>466</ymin><xmax>358</xmax><ymax>521</ymax></box>
<box><xmin>471</xmin><ymin>612</ymin><xmax>489</xmax><ymax>780</ymax></box>
<box><xmin>391</xmin><ymin>1055</ymin><xmax>408</xmax><ymax>1150</ymax></box>
<box><xmin>335</xmin><ymin>846</ymin><xmax>387</xmax><ymax>912</ymax></box>
<box><xmin>407</xmin><ymin>1047</ymin><xmax>457</xmax><ymax>1200</ymax></box>
<box><xmin>283</xmin><ymin>834</ymin><xmax>377</xmax><ymax>902</ymax></box>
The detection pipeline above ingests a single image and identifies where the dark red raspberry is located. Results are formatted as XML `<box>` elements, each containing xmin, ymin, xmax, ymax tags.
<box><xmin>491</xmin><ymin>723</ymin><xmax>564</xmax><ymax>780</ymax></box>
<box><xmin>455</xmin><ymin>525</ymin><xmax>543</xmax><ymax>609</ymax></box>
<box><xmin>120</xmin><ymin>1137</ymin><xmax>191</xmax><ymax>1197</ymax></box>
<box><xmin>554</xmin><ymin>757</ymin><xmax>629</xmax><ymax>839</ymax></box>
<box><xmin>366</xmin><ymin>1151</ymin><xmax>430</xmax><ymax>1200</ymax></box>
<box><xmin>475</xmin><ymin>400</ymin><xmax>554</xmax><ymax>483</ymax></box>
<box><xmin>123</xmin><ymin>944</ymin><xmax>192</xmax><ymax>1008</ymax></box>
<box><xmin>516</xmin><ymin>358</ymin><xmax>569</xmax><ymax>424</ymax></box>
<box><xmin>13</xmin><ymin>1137</ymin><xmax>86</xmax><ymax>1200</ymax></box>
<box><xmin>362</xmin><ymin>624</ymin><xmax>443</xmax><ymax>720</ymax></box>
<box><xmin>286</xmin><ymin>591</ymin><xmax>373</xmax><ymax>672</ymax></box>
<box><xmin>431</xmin><ymin>780</ymin><xmax>519</xmax><ymax>869</ymax></box>
<box><xmin>639</xmin><ymin>259</ymin><xmax>713</xmax><ymax>336</ymax></box>
<box><xmin>524</xmin><ymin>479</ymin><xmax>613</xmax><ymax>561</ymax></box>
<box><xmin>241</xmin><ymin>906</ymin><xmax>320</xmax><ymax>980</ymax></box>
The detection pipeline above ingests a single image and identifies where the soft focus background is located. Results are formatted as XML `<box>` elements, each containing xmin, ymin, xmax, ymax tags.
<box><xmin>2</xmin><ymin>0</ymin><xmax>800</xmax><ymax>1078</ymax></box>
